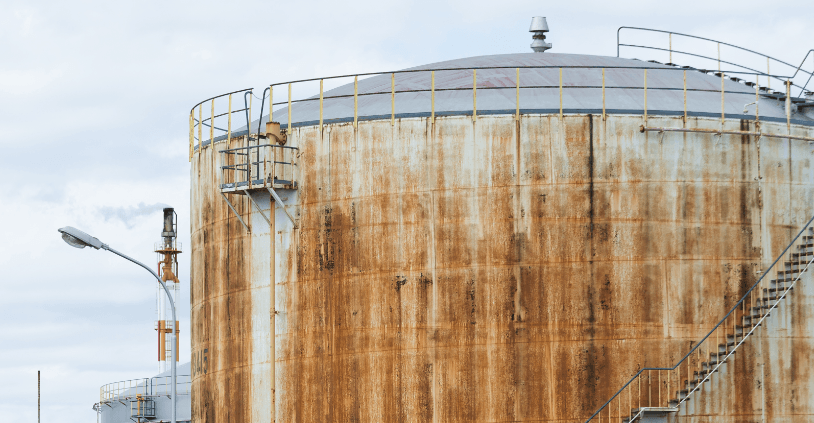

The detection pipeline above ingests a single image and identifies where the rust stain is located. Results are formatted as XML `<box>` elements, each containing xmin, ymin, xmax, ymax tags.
<box><xmin>190</xmin><ymin>115</ymin><xmax>814</xmax><ymax>422</ymax></box>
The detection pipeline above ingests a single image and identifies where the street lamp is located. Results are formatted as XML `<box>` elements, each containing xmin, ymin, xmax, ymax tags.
<box><xmin>57</xmin><ymin>226</ymin><xmax>177</xmax><ymax>423</ymax></box>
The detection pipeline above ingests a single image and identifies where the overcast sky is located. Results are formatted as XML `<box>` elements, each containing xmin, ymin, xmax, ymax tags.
<box><xmin>1</xmin><ymin>0</ymin><xmax>811</xmax><ymax>421</ymax></box>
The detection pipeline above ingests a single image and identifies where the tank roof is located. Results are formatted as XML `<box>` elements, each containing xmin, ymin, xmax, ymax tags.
<box><xmin>232</xmin><ymin>52</ymin><xmax>811</xmax><ymax>137</ymax></box>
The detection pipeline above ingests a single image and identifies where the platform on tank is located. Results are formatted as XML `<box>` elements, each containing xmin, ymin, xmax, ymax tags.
<box><xmin>220</xmin><ymin>178</ymin><xmax>297</xmax><ymax>193</ymax></box>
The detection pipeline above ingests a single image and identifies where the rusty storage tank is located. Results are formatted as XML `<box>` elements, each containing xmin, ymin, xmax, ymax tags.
<box><xmin>188</xmin><ymin>22</ymin><xmax>814</xmax><ymax>422</ymax></box>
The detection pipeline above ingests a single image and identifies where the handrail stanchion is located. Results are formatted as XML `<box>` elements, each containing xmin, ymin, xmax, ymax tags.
<box><xmin>756</xmin><ymin>79</ymin><xmax>760</xmax><ymax>124</ymax></box>
<box><xmin>643</xmin><ymin>69</ymin><xmax>648</xmax><ymax>124</ymax></box>
<box><xmin>721</xmin><ymin>72</ymin><xmax>725</xmax><ymax>128</ymax></box>
<box><xmin>391</xmin><ymin>73</ymin><xmax>395</xmax><ymax>126</ymax></box>
<box><xmin>354</xmin><ymin>76</ymin><xmax>358</xmax><ymax>128</ymax></box>
<box><xmin>320</xmin><ymin>79</ymin><xmax>324</xmax><ymax>133</ymax></box>
<box><xmin>472</xmin><ymin>69</ymin><xmax>477</xmax><ymax>122</ymax></box>
<box><xmin>431</xmin><ymin>71</ymin><xmax>435</xmax><ymax>124</ymax></box>
<box><xmin>683</xmin><ymin>70</ymin><xmax>687</xmax><ymax>124</ymax></box>
<box><xmin>558</xmin><ymin>68</ymin><xmax>563</xmax><ymax>120</ymax></box>
<box><xmin>601</xmin><ymin>68</ymin><xmax>606</xmax><ymax>121</ymax></box>
<box><xmin>189</xmin><ymin>113</ymin><xmax>193</xmax><ymax>161</ymax></box>
<box><xmin>227</xmin><ymin>94</ymin><xmax>232</xmax><ymax>146</ymax></box>
<box><xmin>198</xmin><ymin>106</ymin><xmax>202</xmax><ymax>150</ymax></box>
<box><xmin>210</xmin><ymin>99</ymin><xmax>215</xmax><ymax>144</ymax></box>
<box><xmin>786</xmin><ymin>79</ymin><xmax>792</xmax><ymax>133</ymax></box>
<box><xmin>515</xmin><ymin>68</ymin><xmax>520</xmax><ymax>121</ymax></box>
<box><xmin>288</xmin><ymin>83</ymin><xmax>292</xmax><ymax>133</ymax></box>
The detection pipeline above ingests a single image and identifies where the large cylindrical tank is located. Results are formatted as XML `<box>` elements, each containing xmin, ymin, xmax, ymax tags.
<box><xmin>189</xmin><ymin>53</ymin><xmax>814</xmax><ymax>422</ymax></box>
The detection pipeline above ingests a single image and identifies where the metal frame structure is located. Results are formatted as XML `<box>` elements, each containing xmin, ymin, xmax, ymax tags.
<box><xmin>617</xmin><ymin>27</ymin><xmax>814</xmax><ymax>96</ymax></box>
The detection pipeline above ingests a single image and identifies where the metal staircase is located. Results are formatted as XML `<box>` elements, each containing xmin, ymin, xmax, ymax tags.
<box><xmin>585</xmin><ymin>214</ymin><xmax>814</xmax><ymax>422</ymax></box>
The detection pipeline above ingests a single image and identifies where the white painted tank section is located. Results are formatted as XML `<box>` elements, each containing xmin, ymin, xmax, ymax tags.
<box><xmin>249</xmin><ymin>194</ymin><xmax>273</xmax><ymax>423</ymax></box>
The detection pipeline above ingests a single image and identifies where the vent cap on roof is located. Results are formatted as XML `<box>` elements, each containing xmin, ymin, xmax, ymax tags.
<box><xmin>530</xmin><ymin>17</ymin><xmax>552</xmax><ymax>53</ymax></box>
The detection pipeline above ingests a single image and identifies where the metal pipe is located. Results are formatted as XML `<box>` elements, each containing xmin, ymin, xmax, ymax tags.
<box><xmin>354</xmin><ymin>76</ymin><xmax>358</xmax><ymax>128</ymax></box>
<box><xmin>320</xmin><ymin>79</ymin><xmax>324</xmax><ymax>132</ymax></box>
<box><xmin>640</xmin><ymin>125</ymin><xmax>814</xmax><ymax>142</ymax></box>
<box><xmin>391</xmin><ymin>73</ymin><xmax>395</xmax><ymax>126</ymax></box>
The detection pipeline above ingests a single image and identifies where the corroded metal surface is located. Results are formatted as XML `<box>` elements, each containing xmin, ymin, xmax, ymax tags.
<box><xmin>191</xmin><ymin>113</ymin><xmax>814</xmax><ymax>422</ymax></box>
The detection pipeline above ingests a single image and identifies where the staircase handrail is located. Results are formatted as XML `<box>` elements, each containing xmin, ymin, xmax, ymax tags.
<box><xmin>584</xmin><ymin>211</ymin><xmax>814</xmax><ymax>422</ymax></box>
<box><xmin>617</xmin><ymin>27</ymin><xmax>813</xmax><ymax>93</ymax></box>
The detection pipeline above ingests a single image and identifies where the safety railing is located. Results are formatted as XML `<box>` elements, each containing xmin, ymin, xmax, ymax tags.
<box><xmin>189</xmin><ymin>64</ymin><xmax>806</xmax><ymax>161</ymax></box>
<box><xmin>219</xmin><ymin>143</ymin><xmax>299</xmax><ymax>192</ymax></box>
<box><xmin>99</xmin><ymin>374</ymin><xmax>191</xmax><ymax>404</ymax></box>
<box><xmin>617</xmin><ymin>27</ymin><xmax>814</xmax><ymax>96</ymax></box>
<box><xmin>584</xmin><ymin>213</ymin><xmax>814</xmax><ymax>422</ymax></box>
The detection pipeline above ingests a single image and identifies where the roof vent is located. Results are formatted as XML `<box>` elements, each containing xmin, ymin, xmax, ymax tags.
<box><xmin>530</xmin><ymin>17</ymin><xmax>552</xmax><ymax>53</ymax></box>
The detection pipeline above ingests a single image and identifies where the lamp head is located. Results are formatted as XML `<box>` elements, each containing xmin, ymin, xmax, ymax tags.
<box><xmin>58</xmin><ymin>226</ymin><xmax>106</xmax><ymax>250</ymax></box>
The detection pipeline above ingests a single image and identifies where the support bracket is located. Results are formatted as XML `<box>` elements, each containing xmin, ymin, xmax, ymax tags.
<box><xmin>244</xmin><ymin>190</ymin><xmax>271</xmax><ymax>226</ymax></box>
<box><xmin>268</xmin><ymin>187</ymin><xmax>297</xmax><ymax>228</ymax></box>
<box><xmin>219</xmin><ymin>192</ymin><xmax>250</xmax><ymax>232</ymax></box>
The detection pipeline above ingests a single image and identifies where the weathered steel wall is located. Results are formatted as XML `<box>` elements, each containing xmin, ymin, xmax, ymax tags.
<box><xmin>190</xmin><ymin>113</ymin><xmax>814</xmax><ymax>422</ymax></box>
<box><xmin>665</xmin><ymin>267</ymin><xmax>814</xmax><ymax>423</ymax></box>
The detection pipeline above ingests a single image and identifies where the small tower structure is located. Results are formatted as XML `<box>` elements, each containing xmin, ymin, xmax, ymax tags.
<box><xmin>155</xmin><ymin>207</ymin><xmax>181</xmax><ymax>373</ymax></box>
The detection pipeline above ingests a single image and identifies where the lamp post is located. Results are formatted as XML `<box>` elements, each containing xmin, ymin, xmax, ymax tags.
<box><xmin>57</xmin><ymin>226</ymin><xmax>177</xmax><ymax>423</ymax></box>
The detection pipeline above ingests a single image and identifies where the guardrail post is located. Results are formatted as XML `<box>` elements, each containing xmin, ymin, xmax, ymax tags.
<box><xmin>210</xmin><ymin>99</ymin><xmax>215</xmax><ymax>143</ymax></box>
<box><xmin>198</xmin><ymin>106</ymin><xmax>202</xmax><ymax>150</ymax></box>
<box><xmin>601</xmin><ymin>68</ymin><xmax>606</xmax><ymax>121</ymax></box>
<box><xmin>320</xmin><ymin>79</ymin><xmax>324</xmax><ymax>133</ymax></box>
<box><xmin>228</xmin><ymin>94</ymin><xmax>232</xmax><ymax>145</ymax></box>
<box><xmin>472</xmin><ymin>69</ymin><xmax>477</xmax><ymax>122</ymax></box>
<box><xmin>354</xmin><ymin>76</ymin><xmax>358</xmax><ymax>128</ymax></box>
<box><xmin>391</xmin><ymin>73</ymin><xmax>395</xmax><ymax>126</ymax></box>
<box><xmin>558</xmin><ymin>67</ymin><xmax>563</xmax><ymax>120</ymax></box>
<box><xmin>288</xmin><ymin>83</ymin><xmax>292</xmax><ymax>133</ymax></box>
<box><xmin>189</xmin><ymin>113</ymin><xmax>193</xmax><ymax>161</ymax></box>
<box><xmin>683</xmin><ymin>70</ymin><xmax>687</xmax><ymax>124</ymax></box>
<box><xmin>643</xmin><ymin>69</ymin><xmax>648</xmax><ymax>124</ymax></box>
<box><xmin>516</xmin><ymin>68</ymin><xmax>520</xmax><ymax>121</ymax></box>
<box><xmin>721</xmin><ymin>72</ymin><xmax>725</xmax><ymax>128</ymax></box>
<box><xmin>431</xmin><ymin>71</ymin><xmax>435</xmax><ymax>123</ymax></box>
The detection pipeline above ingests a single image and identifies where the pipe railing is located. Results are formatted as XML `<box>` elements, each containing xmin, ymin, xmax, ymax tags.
<box><xmin>617</xmin><ymin>27</ymin><xmax>814</xmax><ymax>95</ymax></box>
<box><xmin>99</xmin><ymin>374</ymin><xmax>191</xmax><ymax>404</ymax></box>
<box><xmin>584</xmin><ymin>213</ymin><xmax>814</xmax><ymax>422</ymax></box>
<box><xmin>189</xmin><ymin>64</ymin><xmax>802</xmax><ymax>162</ymax></box>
